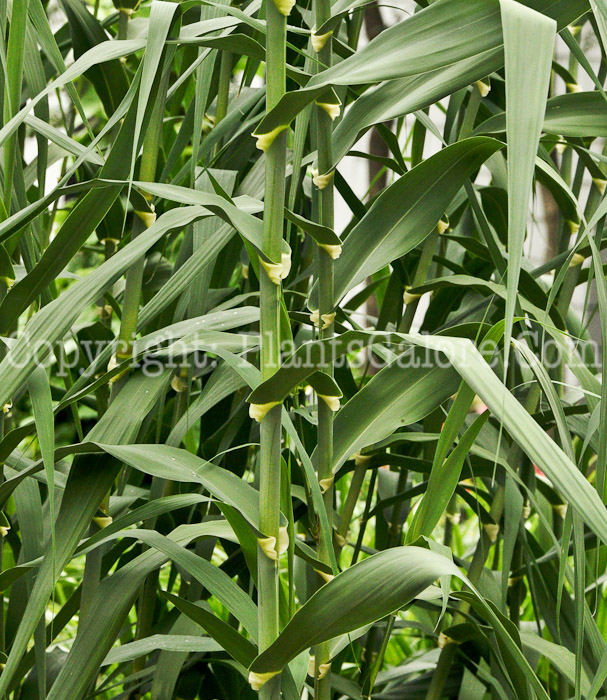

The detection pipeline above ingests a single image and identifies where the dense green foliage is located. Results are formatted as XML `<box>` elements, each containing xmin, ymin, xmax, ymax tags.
<box><xmin>1</xmin><ymin>0</ymin><xmax>607</xmax><ymax>698</ymax></box>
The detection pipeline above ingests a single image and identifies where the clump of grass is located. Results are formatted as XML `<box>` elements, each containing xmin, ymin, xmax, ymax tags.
<box><xmin>0</xmin><ymin>0</ymin><xmax>606</xmax><ymax>699</ymax></box>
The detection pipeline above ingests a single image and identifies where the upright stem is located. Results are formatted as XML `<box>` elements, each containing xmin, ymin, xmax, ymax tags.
<box><xmin>336</xmin><ymin>457</ymin><xmax>368</xmax><ymax>558</ymax></box>
<box><xmin>77</xmin><ymin>109</ymin><xmax>171</xmax><ymax>627</ymax></box>
<box><xmin>215</xmin><ymin>51</ymin><xmax>232</xmax><ymax>126</ymax></box>
<box><xmin>398</xmin><ymin>230</ymin><xmax>437</xmax><ymax>333</ymax></box>
<box><xmin>257</xmin><ymin>2</ymin><xmax>288</xmax><ymax>697</ymax></box>
<box><xmin>118</xmin><ymin>8</ymin><xmax>130</xmax><ymax>41</ymax></box>
<box><xmin>116</xmin><ymin>65</ymin><xmax>169</xmax><ymax>657</ymax></box>
<box><xmin>114</xmin><ymin>68</ymin><xmax>169</xmax><ymax>381</ymax></box>
<box><xmin>312</xmin><ymin>1</ymin><xmax>335</xmax><ymax>696</ymax></box>
<box><xmin>79</xmin><ymin>50</ymin><xmax>169</xmax><ymax>639</ymax></box>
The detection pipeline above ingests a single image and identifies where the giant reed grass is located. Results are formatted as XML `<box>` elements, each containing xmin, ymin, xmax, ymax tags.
<box><xmin>0</xmin><ymin>1</ymin><xmax>607</xmax><ymax>699</ymax></box>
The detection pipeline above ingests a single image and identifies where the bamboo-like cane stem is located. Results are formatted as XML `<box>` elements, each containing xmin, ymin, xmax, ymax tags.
<box><xmin>257</xmin><ymin>1</ymin><xmax>288</xmax><ymax>697</ymax></box>
<box><xmin>312</xmin><ymin>0</ymin><xmax>335</xmax><ymax>695</ymax></box>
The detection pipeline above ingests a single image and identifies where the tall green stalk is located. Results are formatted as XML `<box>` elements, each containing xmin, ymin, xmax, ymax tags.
<box><xmin>114</xmin><ymin>69</ymin><xmax>169</xmax><ymax>383</ymax></box>
<box><xmin>215</xmin><ymin>51</ymin><xmax>232</xmax><ymax>127</ymax></box>
<box><xmin>114</xmin><ymin>64</ymin><xmax>171</xmax><ymax>665</ymax></box>
<box><xmin>254</xmin><ymin>1</ymin><xmax>289</xmax><ymax>697</ymax></box>
<box><xmin>312</xmin><ymin>4</ymin><xmax>336</xmax><ymax>697</ymax></box>
<box><xmin>117</xmin><ymin>5</ymin><xmax>132</xmax><ymax>40</ymax></box>
<box><xmin>78</xmin><ymin>54</ymin><xmax>170</xmax><ymax>632</ymax></box>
